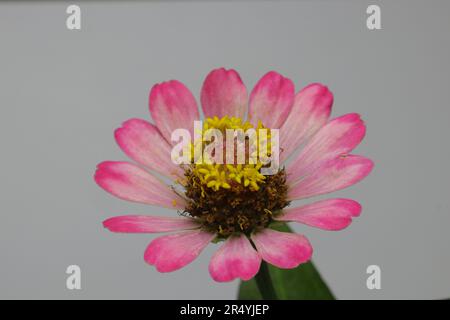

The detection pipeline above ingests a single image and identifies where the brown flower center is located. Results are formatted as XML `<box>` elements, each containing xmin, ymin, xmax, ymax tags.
<box><xmin>184</xmin><ymin>167</ymin><xmax>289</xmax><ymax>238</ymax></box>
<box><xmin>179</xmin><ymin>116</ymin><xmax>289</xmax><ymax>238</ymax></box>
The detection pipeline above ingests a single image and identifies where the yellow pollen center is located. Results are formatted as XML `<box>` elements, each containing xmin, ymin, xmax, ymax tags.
<box><xmin>190</xmin><ymin>116</ymin><xmax>270</xmax><ymax>192</ymax></box>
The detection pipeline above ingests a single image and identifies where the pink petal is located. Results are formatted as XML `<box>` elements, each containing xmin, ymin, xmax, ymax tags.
<box><xmin>280</xmin><ymin>83</ymin><xmax>333</xmax><ymax>162</ymax></box>
<box><xmin>149</xmin><ymin>80</ymin><xmax>200</xmax><ymax>144</ymax></box>
<box><xmin>288</xmin><ymin>155</ymin><xmax>374</xmax><ymax>200</ymax></box>
<box><xmin>103</xmin><ymin>215</ymin><xmax>199</xmax><ymax>233</ymax></box>
<box><xmin>208</xmin><ymin>235</ymin><xmax>261</xmax><ymax>282</ymax></box>
<box><xmin>251</xmin><ymin>229</ymin><xmax>312</xmax><ymax>269</ymax></box>
<box><xmin>276</xmin><ymin>199</ymin><xmax>362</xmax><ymax>230</ymax></box>
<box><xmin>201</xmin><ymin>68</ymin><xmax>247</xmax><ymax>119</ymax></box>
<box><xmin>248</xmin><ymin>71</ymin><xmax>295</xmax><ymax>129</ymax></box>
<box><xmin>144</xmin><ymin>230</ymin><xmax>214</xmax><ymax>272</ymax></box>
<box><xmin>287</xmin><ymin>113</ymin><xmax>366</xmax><ymax>185</ymax></box>
<box><xmin>115</xmin><ymin>118</ymin><xmax>184</xmax><ymax>180</ymax></box>
<box><xmin>94</xmin><ymin>161</ymin><xmax>185</xmax><ymax>209</ymax></box>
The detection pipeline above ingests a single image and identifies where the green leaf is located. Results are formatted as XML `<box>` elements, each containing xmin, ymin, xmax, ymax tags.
<box><xmin>238</xmin><ymin>223</ymin><xmax>335</xmax><ymax>300</ymax></box>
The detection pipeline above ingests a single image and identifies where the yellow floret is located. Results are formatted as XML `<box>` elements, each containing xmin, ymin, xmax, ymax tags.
<box><xmin>191</xmin><ymin>116</ymin><xmax>271</xmax><ymax>192</ymax></box>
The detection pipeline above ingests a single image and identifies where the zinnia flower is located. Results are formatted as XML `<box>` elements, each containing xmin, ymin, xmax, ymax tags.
<box><xmin>95</xmin><ymin>68</ymin><xmax>373</xmax><ymax>282</ymax></box>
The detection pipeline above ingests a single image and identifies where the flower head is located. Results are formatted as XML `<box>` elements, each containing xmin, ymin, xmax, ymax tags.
<box><xmin>95</xmin><ymin>68</ymin><xmax>374</xmax><ymax>282</ymax></box>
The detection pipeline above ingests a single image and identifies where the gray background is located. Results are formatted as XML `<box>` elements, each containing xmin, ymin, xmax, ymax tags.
<box><xmin>0</xmin><ymin>0</ymin><xmax>449</xmax><ymax>299</ymax></box>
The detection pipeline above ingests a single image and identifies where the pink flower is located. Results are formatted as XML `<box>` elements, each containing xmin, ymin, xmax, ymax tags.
<box><xmin>95</xmin><ymin>68</ymin><xmax>374</xmax><ymax>282</ymax></box>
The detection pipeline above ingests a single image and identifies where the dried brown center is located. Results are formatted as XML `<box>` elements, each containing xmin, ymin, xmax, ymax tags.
<box><xmin>184</xmin><ymin>167</ymin><xmax>290</xmax><ymax>238</ymax></box>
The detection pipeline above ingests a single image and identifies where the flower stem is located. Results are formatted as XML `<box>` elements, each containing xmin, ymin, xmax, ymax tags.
<box><xmin>255</xmin><ymin>261</ymin><xmax>278</xmax><ymax>300</ymax></box>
